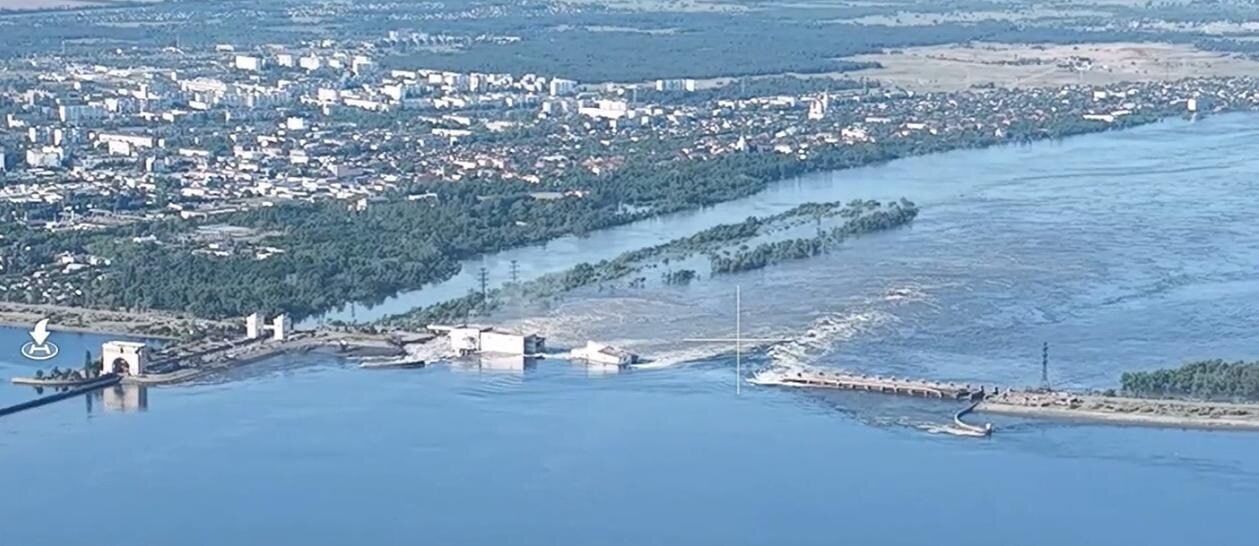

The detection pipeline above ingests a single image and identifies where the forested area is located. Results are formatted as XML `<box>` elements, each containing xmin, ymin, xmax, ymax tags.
<box><xmin>710</xmin><ymin>199</ymin><xmax>917</xmax><ymax>274</ymax></box>
<box><xmin>1121</xmin><ymin>360</ymin><xmax>1259</xmax><ymax>401</ymax></box>
<box><xmin>8</xmin><ymin>0</ymin><xmax>1259</xmax><ymax>81</ymax></box>
<box><xmin>389</xmin><ymin>16</ymin><xmax>1161</xmax><ymax>82</ymax></box>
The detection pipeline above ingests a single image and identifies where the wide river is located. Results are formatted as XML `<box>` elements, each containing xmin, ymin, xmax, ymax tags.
<box><xmin>3</xmin><ymin>114</ymin><xmax>1259</xmax><ymax>545</ymax></box>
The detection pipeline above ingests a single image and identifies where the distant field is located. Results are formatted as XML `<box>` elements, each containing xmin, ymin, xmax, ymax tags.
<box><xmin>846</xmin><ymin>42</ymin><xmax>1259</xmax><ymax>91</ymax></box>
<box><xmin>0</xmin><ymin>0</ymin><xmax>102</xmax><ymax>9</ymax></box>
<box><xmin>0</xmin><ymin>0</ymin><xmax>162</xmax><ymax>11</ymax></box>
<box><xmin>560</xmin><ymin>0</ymin><xmax>746</xmax><ymax>13</ymax></box>
<box><xmin>829</xmin><ymin>8</ymin><xmax>1113</xmax><ymax>26</ymax></box>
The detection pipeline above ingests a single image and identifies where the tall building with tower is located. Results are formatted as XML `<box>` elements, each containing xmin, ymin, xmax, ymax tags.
<box><xmin>102</xmin><ymin>341</ymin><xmax>148</xmax><ymax>376</ymax></box>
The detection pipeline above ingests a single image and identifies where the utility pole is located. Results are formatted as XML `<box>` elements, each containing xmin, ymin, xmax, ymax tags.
<box><xmin>736</xmin><ymin>285</ymin><xmax>741</xmax><ymax>395</ymax></box>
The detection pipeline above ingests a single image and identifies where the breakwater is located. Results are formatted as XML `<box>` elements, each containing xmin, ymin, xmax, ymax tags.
<box><xmin>0</xmin><ymin>374</ymin><xmax>120</xmax><ymax>418</ymax></box>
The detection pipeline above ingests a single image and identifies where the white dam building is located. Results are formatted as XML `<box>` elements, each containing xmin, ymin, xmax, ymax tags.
<box><xmin>570</xmin><ymin>341</ymin><xmax>638</xmax><ymax>367</ymax></box>
<box><xmin>429</xmin><ymin>325</ymin><xmax>545</xmax><ymax>356</ymax></box>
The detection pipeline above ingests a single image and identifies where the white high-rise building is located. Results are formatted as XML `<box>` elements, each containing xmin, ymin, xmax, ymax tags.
<box><xmin>271</xmin><ymin>314</ymin><xmax>291</xmax><ymax>341</ymax></box>
<box><xmin>549</xmin><ymin>78</ymin><xmax>577</xmax><ymax>96</ymax></box>
<box><xmin>807</xmin><ymin>95</ymin><xmax>828</xmax><ymax>120</ymax></box>
<box><xmin>25</xmin><ymin>147</ymin><xmax>64</xmax><ymax>168</ymax></box>
<box><xmin>654</xmin><ymin>79</ymin><xmax>696</xmax><ymax>92</ymax></box>
<box><xmin>299</xmin><ymin>55</ymin><xmax>322</xmax><ymax>71</ymax></box>
<box><xmin>234</xmin><ymin>55</ymin><xmax>264</xmax><ymax>71</ymax></box>
<box><xmin>58</xmin><ymin>104</ymin><xmax>106</xmax><ymax>124</ymax></box>
<box><xmin>579</xmin><ymin>99</ymin><xmax>630</xmax><ymax>120</ymax></box>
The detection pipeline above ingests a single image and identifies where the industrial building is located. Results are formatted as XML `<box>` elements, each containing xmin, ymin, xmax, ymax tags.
<box><xmin>429</xmin><ymin>325</ymin><xmax>545</xmax><ymax>356</ymax></box>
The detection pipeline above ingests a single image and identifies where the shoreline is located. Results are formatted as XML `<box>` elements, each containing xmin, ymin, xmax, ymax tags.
<box><xmin>977</xmin><ymin>401</ymin><xmax>1259</xmax><ymax>431</ymax></box>
<box><xmin>0</xmin><ymin>319</ymin><xmax>178</xmax><ymax>341</ymax></box>
<box><xmin>0</xmin><ymin>302</ymin><xmax>234</xmax><ymax>340</ymax></box>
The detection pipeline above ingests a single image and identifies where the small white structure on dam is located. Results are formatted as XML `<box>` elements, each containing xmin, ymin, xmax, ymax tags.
<box><xmin>102</xmin><ymin>341</ymin><xmax>149</xmax><ymax>376</ymax></box>
<box><xmin>570</xmin><ymin>341</ymin><xmax>638</xmax><ymax>367</ymax></box>
<box><xmin>246</xmin><ymin>313</ymin><xmax>292</xmax><ymax>341</ymax></box>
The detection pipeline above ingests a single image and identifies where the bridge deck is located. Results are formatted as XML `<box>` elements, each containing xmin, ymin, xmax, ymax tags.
<box><xmin>759</xmin><ymin>370</ymin><xmax>986</xmax><ymax>400</ymax></box>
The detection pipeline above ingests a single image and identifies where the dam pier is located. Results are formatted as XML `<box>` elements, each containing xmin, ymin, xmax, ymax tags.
<box><xmin>4</xmin><ymin>313</ymin><xmax>411</xmax><ymax>418</ymax></box>
<box><xmin>750</xmin><ymin>366</ymin><xmax>1259</xmax><ymax>433</ymax></box>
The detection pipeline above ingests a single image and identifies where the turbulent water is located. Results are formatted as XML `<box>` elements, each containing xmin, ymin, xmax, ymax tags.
<box><xmin>3</xmin><ymin>114</ymin><xmax>1259</xmax><ymax>546</ymax></box>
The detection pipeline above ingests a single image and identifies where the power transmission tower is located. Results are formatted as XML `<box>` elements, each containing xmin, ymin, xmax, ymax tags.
<box><xmin>509</xmin><ymin>259</ymin><xmax>519</xmax><ymax>284</ymax></box>
<box><xmin>477</xmin><ymin>266</ymin><xmax>489</xmax><ymax>301</ymax></box>
<box><xmin>1041</xmin><ymin>341</ymin><xmax>1050</xmax><ymax>389</ymax></box>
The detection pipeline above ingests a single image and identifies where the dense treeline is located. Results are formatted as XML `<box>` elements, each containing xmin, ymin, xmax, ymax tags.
<box><xmin>1121</xmin><ymin>360</ymin><xmax>1259</xmax><ymax>401</ymax></box>
<box><xmin>388</xmin><ymin>12</ymin><xmax>1184</xmax><ymax>81</ymax></box>
<box><xmin>83</xmin><ymin>184</ymin><xmax>651</xmax><ymax>318</ymax></box>
<box><xmin>710</xmin><ymin>199</ymin><xmax>917</xmax><ymax>274</ymax></box>
<box><xmin>662</xmin><ymin>269</ymin><xmax>697</xmax><ymax>286</ymax></box>
<box><xmin>711</xmin><ymin>238</ymin><xmax>827</xmax><ymax>274</ymax></box>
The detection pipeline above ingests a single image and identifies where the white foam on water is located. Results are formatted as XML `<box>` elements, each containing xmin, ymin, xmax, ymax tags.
<box><xmin>763</xmin><ymin>284</ymin><xmax>933</xmax><ymax>373</ymax></box>
<box><xmin>480</xmin><ymin>283</ymin><xmax>937</xmax><ymax>373</ymax></box>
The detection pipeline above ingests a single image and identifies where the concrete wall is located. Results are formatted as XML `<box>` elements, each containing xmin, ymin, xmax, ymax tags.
<box><xmin>449</xmin><ymin>327</ymin><xmax>483</xmax><ymax>354</ymax></box>
<box><xmin>479</xmin><ymin>331</ymin><xmax>524</xmax><ymax>355</ymax></box>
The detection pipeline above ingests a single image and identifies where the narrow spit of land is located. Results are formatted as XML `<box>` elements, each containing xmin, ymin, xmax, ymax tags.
<box><xmin>753</xmin><ymin>366</ymin><xmax>1259</xmax><ymax>432</ymax></box>
<box><xmin>978</xmin><ymin>391</ymin><xmax>1259</xmax><ymax>430</ymax></box>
